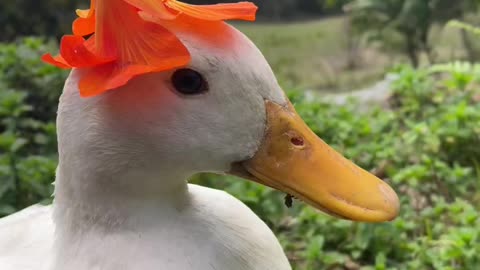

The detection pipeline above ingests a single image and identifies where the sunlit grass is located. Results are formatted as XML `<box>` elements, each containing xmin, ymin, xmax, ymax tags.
<box><xmin>232</xmin><ymin>16</ymin><xmax>476</xmax><ymax>93</ymax></box>
<box><xmin>233</xmin><ymin>17</ymin><xmax>395</xmax><ymax>92</ymax></box>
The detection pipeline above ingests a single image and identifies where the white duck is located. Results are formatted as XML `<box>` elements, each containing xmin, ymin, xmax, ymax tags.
<box><xmin>0</xmin><ymin>1</ymin><xmax>399</xmax><ymax>269</ymax></box>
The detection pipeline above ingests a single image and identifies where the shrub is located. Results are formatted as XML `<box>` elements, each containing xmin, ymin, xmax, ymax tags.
<box><xmin>0</xmin><ymin>37</ymin><xmax>66</xmax><ymax>215</ymax></box>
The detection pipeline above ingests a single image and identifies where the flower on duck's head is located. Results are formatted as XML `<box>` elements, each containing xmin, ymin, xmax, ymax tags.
<box><xmin>42</xmin><ymin>0</ymin><xmax>258</xmax><ymax>97</ymax></box>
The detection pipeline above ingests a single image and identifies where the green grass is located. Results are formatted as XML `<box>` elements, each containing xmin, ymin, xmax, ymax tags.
<box><xmin>233</xmin><ymin>16</ymin><xmax>478</xmax><ymax>93</ymax></box>
<box><xmin>234</xmin><ymin>17</ymin><xmax>394</xmax><ymax>92</ymax></box>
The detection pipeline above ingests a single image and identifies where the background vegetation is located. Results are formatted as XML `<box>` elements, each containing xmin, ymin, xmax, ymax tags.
<box><xmin>1</xmin><ymin>0</ymin><xmax>480</xmax><ymax>269</ymax></box>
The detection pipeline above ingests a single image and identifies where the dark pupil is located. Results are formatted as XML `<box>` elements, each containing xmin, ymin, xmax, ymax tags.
<box><xmin>172</xmin><ymin>69</ymin><xmax>204</xmax><ymax>94</ymax></box>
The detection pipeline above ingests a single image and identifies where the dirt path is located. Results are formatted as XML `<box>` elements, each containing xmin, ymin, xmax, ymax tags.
<box><xmin>317</xmin><ymin>74</ymin><xmax>397</xmax><ymax>110</ymax></box>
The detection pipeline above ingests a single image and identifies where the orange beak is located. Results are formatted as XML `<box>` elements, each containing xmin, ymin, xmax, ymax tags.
<box><xmin>233</xmin><ymin>100</ymin><xmax>399</xmax><ymax>222</ymax></box>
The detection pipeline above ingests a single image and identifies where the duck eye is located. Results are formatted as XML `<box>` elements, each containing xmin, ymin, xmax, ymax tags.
<box><xmin>171</xmin><ymin>68</ymin><xmax>208</xmax><ymax>95</ymax></box>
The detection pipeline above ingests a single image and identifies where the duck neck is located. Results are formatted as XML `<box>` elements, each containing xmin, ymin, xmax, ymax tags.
<box><xmin>53</xmin><ymin>157</ymin><xmax>191</xmax><ymax>237</ymax></box>
<box><xmin>51</xmin><ymin>159</ymin><xmax>191</xmax><ymax>269</ymax></box>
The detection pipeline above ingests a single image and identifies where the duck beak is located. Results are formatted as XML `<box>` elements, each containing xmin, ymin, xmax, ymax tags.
<box><xmin>235</xmin><ymin>100</ymin><xmax>399</xmax><ymax>222</ymax></box>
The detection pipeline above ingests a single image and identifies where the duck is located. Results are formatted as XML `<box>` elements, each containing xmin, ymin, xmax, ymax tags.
<box><xmin>0</xmin><ymin>1</ymin><xmax>400</xmax><ymax>269</ymax></box>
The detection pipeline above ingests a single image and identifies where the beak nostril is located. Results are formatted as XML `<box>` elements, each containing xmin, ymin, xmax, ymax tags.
<box><xmin>290</xmin><ymin>137</ymin><xmax>304</xmax><ymax>147</ymax></box>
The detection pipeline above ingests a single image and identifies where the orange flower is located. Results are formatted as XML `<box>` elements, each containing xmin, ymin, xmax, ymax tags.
<box><xmin>42</xmin><ymin>0</ymin><xmax>257</xmax><ymax>97</ymax></box>
<box><xmin>72</xmin><ymin>0</ymin><xmax>96</xmax><ymax>36</ymax></box>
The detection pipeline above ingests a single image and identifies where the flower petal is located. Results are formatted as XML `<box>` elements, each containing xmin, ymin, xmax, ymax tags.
<box><xmin>44</xmin><ymin>0</ymin><xmax>258</xmax><ymax>97</ymax></box>
<box><xmin>73</xmin><ymin>0</ymin><xmax>96</xmax><ymax>36</ymax></box>
<box><xmin>60</xmin><ymin>35</ymin><xmax>114</xmax><ymax>68</ymax></box>
<box><xmin>95</xmin><ymin>0</ymin><xmax>190</xmax><ymax>66</ymax></box>
<box><xmin>79</xmin><ymin>59</ymin><xmax>189</xmax><ymax>97</ymax></box>
<box><xmin>164</xmin><ymin>0</ymin><xmax>257</xmax><ymax>21</ymax></box>
<box><xmin>76</xmin><ymin>0</ymin><xmax>96</xmax><ymax>18</ymax></box>
<box><xmin>41</xmin><ymin>53</ymin><xmax>71</xmax><ymax>69</ymax></box>
<box><xmin>73</xmin><ymin>14</ymin><xmax>96</xmax><ymax>36</ymax></box>
<box><xmin>123</xmin><ymin>0</ymin><xmax>178</xmax><ymax>20</ymax></box>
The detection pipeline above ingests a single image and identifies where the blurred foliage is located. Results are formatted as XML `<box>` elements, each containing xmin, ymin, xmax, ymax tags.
<box><xmin>347</xmin><ymin>0</ymin><xmax>480</xmax><ymax>66</ymax></box>
<box><xmin>449</xmin><ymin>19</ymin><xmax>480</xmax><ymax>36</ymax></box>
<box><xmin>1</xmin><ymin>30</ymin><xmax>480</xmax><ymax>269</ymax></box>
<box><xmin>0</xmin><ymin>0</ymin><xmax>86</xmax><ymax>41</ymax></box>
<box><xmin>0</xmin><ymin>38</ymin><xmax>67</xmax><ymax>216</ymax></box>
<box><xmin>234</xmin><ymin>17</ymin><xmax>391</xmax><ymax>91</ymax></box>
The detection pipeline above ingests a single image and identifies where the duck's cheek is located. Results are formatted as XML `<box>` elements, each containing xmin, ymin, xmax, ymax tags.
<box><xmin>232</xmin><ymin>100</ymin><xmax>400</xmax><ymax>223</ymax></box>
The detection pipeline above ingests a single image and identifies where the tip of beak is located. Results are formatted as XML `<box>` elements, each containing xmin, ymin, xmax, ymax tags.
<box><xmin>378</xmin><ymin>182</ymin><xmax>400</xmax><ymax>221</ymax></box>
<box><xmin>322</xmin><ymin>178</ymin><xmax>400</xmax><ymax>223</ymax></box>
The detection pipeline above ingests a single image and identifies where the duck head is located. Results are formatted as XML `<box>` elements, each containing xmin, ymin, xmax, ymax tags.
<box><xmin>46</xmin><ymin>0</ymin><xmax>399</xmax><ymax>222</ymax></box>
